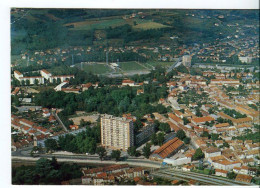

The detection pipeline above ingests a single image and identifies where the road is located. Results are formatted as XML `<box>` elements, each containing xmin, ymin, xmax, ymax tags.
<box><xmin>166</xmin><ymin>57</ymin><xmax>182</xmax><ymax>73</ymax></box>
<box><xmin>152</xmin><ymin>168</ymin><xmax>253</xmax><ymax>186</ymax></box>
<box><xmin>53</xmin><ymin>112</ymin><xmax>68</xmax><ymax>132</ymax></box>
<box><xmin>12</xmin><ymin>146</ymin><xmax>161</xmax><ymax>168</ymax></box>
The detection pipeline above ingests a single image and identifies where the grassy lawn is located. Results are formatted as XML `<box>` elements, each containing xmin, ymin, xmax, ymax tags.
<box><xmin>119</xmin><ymin>61</ymin><xmax>149</xmax><ymax>71</ymax></box>
<box><xmin>75</xmin><ymin>62</ymin><xmax>112</xmax><ymax>74</ymax></box>
<box><xmin>192</xmin><ymin>168</ymin><xmax>211</xmax><ymax>175</ymax></box>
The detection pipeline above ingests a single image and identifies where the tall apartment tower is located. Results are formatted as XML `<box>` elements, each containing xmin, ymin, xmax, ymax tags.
<box><xmin>182</xmin><ymin>55</ymin><xmax>192</xmax><ymax>67</ymax></box>
<box><xmin>101</xmin><ymin>114</ymin><xmax>134</xmax><ymax>151</ymax></box>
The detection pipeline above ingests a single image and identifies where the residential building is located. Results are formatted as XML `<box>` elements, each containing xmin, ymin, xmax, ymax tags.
<box><xmin>135</xmin><ymin>123</ymin><xmax>155</xmax><ymax>146</ymax></box>
<box><xmin>101</xmin><ymin>115</ymin><xmax>134</xmax><ymax>151</ymax></box>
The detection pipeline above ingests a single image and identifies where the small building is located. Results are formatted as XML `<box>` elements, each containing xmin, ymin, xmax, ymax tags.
<box><xmin>215</xmin><ymin>169</ymin><xmax>228</xmax><ymax>177</ymax></box>
<box><xmin>204</xmin><ymin>147</ymin><xmax>221</xmax><ymax>159</ymax></box>
<box><xmin>235</xmin><ymin>174</ymin><xmax>253</xmax><ymax>183</ymax></box>
<box><xmin>122</xmin><ymin>79</ymin><xmax>135</xmax><ymax>87</ymax></box>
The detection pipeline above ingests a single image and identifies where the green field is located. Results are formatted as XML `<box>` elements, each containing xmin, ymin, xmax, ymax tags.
<box><xmin>66</xmin><ymin>18</ymin><xmax>126</xmax><ymax>31</ymax></box>
<box><xmin>119</xmin><ymin>61</ymin><xmax>149</xmax><ymax>71</ymax></box>
<box><xmin>75</xmin><ymin>63</ymin><xmax>112</xmax><ymax>74</ymax></box>
<box><xmin>133</xmin><ymin>21</ymin><xmax>170</xmax><ymax>30</ymax></box>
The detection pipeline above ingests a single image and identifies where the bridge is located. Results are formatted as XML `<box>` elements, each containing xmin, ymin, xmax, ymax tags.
<box><xmin>166</xmin><ymin>57</ymin><xmax>183</xmax><ymax>73</ymax></box>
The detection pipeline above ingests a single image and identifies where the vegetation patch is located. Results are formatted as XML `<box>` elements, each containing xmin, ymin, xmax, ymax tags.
<box><xmin>133</xmin><ymin>21</ymin><xmax>170</xmax><ymax>30</ymax></box>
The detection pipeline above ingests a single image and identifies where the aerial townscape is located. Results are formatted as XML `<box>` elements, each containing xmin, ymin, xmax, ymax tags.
<box><xmin>10</xmin><ymin>8</ymin><xmax>259</xmax><ymax>186</ymax></box>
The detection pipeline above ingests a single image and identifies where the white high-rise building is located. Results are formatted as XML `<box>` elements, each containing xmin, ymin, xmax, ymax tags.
<box><xmin>101</xmin><ymin>114</ymin><xmax>134</xmax><ymax>151</ymax></box>
<box><xmin>182</xmin><ymin>55</ymin><xmax>192</xmax><ymax>67</ymax></box>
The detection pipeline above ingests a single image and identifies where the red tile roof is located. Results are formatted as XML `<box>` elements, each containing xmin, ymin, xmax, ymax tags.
<box><xmin>41</xmin><ymin>69</ymin><xmax>51</xmax><ymax>74</ymax></box>
<box><xmin>167</xmin><ymin>121</ymin><xmax>180</xmax><ymax>132</ymax></box>
<box><xmin>191</xmin><ymin>116</ymin><xmax>215</xmax><ymax>123</ymax></box>
<box><xmin>122</xmin><ymin>79</ymin><xmax>135</xmax><ymax>84</ymax></box>
<box><xmin>168</xmin><ymin>113</ymin><xmax>183</xmax><ymax>124</ymax></box>
<box><xmin>153</xmin><ymin>137</ymin><xmax>184</xmax><ymax>159</ymax></box>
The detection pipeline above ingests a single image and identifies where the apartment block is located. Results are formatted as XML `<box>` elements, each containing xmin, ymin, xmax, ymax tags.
<box><xmin>101</xmin><ymin>114</ymin><xmax>134</xmax><ymax>151</ymax></box>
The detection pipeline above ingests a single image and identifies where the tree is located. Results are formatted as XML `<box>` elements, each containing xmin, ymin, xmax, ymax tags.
<box><xmin>157</xmin><ymin>132</ymin><xmax>165</xmax><ymax>146</ymax></box>
<box><xmin>34</xmin><ymin>79</ymin><xmax>39</xmax><ymax>86</ymax></box>
<box><xmin>183</xmin><ymin>117</ymin><xmax>190</xmax><ymax>125</ymax></box>
<box><xmin>159</xmin><ymin>123</ymin><xmax>170</xmax><ymax>133</ymax></box>
<box><xmin>210</xmin><ymin>133</ymin><xmax>220</xmax><ymax>141</ymax></box>
<box><xmin>44</xmin><ymin>139</ymin><xmax>59</xmax><ymax>152</ymax></box>
<box><xmin>150</xmin><ymin>133</ymin><xmax>158</xmax><ymax>145</ymax></box>
<box><xmin>196</xmin><ymin>108</ymin><xmax>203</xmax><ymax>117</ymax></box>
<box><xmin>142</xmin><ymin>143</ymin><xmax>151</xmax><ymax>159</ymax></box>
<box><xmin>183</xmin><ymin>137</ymin><xmax>191</xmax><ymax>144</ymax></box>
<box><xmin>223</xmin><ymin>142</ymin><xmax>230</xmax><ymax>148</ymax></box>
<box><xmin>227</xmin><ymin>172</ymin><xmax>237</xmax><ymax>179</ymax></box>
<box><xmin>192</xmin><ymin>148</ymin><xmax>204</xmax><ymax>161</ymax></box>
<box><xmin>111</xmin><ymin>150</ymin><xmax>121</xmax><ymax>161</ymax></box>
<box><xmin>176</xmin><ymin>130</ymin><xmax>186</xmax><ymax>140</ymax></box>
<box><xmin>96</xmin><ymin>146</ymin><xmax>107</xmax><ymax>161</ymax></box>
<box><xmin>127</xmin><ymin>146</ymin><xmax>139</xmax><ymax>157</ymax></box>
<box><xmin>26</xmin><ymin>79</ymin><xmax>30</xmax><ymax>86</ymax></box>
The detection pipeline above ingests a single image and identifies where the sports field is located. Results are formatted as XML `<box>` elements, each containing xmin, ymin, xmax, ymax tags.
<box><xmin>119</xmin><ymin>61</ymin><xmax>149</xmax><ymax>71</ymax></box>
<box><xmin>75</xmin><ymin>62</ymin><xmax>112</xmax><ymax>74</ymax></box>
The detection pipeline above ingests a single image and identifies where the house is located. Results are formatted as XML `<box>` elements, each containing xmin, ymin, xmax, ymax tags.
<box><xmin>82</xmin><ymin>83</ymin><xmax>92</xmax><ymax>91</ymax></box>
<box><xmin>212</xmin><ymin>160</ymin><xmax>241</xmax><ymax>171</ymax></box>
<box><xmin>122</xmin><ymin>79</ymin><xmax>135</xmax><ymax>86</ymax></box>
<box><xmin>168</xmin><ymin>113</ymin><xmax>184</xmax><ymax>125</ymax></box>
<box><xmin>233</xmin><ymin>167</ymin><xmax>241</xmax><ymax>174</ymax></box>
<box><xmin>214</xmin><ymin>123</ymin><xmax>230</xmax><ymax>129</ymax></box>
<box><xmin>167</xmin><ymin>121</ymin><xmax>180</xmax><ymax>132</ymax></box>
<box><xmin>235</xmin><ymin>174</ymin><xmax>253</xmax><ymax>183</ymax></box>
<box><xmin>61</xmin><ymin>88</ymin><xmax>80</xmax><ymax>94</ymax></box>
<box><xmin>125</xmin><ymin>167</ymin><xmax>144</xmax><ymax>178</ymax></box>
<box><xmin>240</xmin><ymin>166</ymin><xmax>249</xmax><ymax>175</ymax></box>
<box><xmin>182</xmin><ymin>164</ymin><xmax>195</xmax><ymax>171</ymax></box>
<box><xmin>204</xmin><ymin>147</ymin><xmax>221</xmax><ymax>159</ymax></box>
<box><xmin>19</xmin><ymin>118</ymin><xmax>36</xmax><ymax>128</ymax></box>
<box><xmin>150</xmin><ymin>137</ymin><xmax>184</xmax><ymax>161</ymax></box>
<box><xmin>137</xmin><ymin>89</ymin><xmax>144</xmax><ymax>95</ymax></box>
<box><xmin>233</xmin><ymin>117</ymin><xmax>253</xmax><ymax>126</ymax></box>
<box><xmin>215</xmin><ymin>169</ymin><xmax>228</xmax><ymax>177</ymax></box>
<box><xmin>11</xmin><ymin>87</ymin><xmax>21</xmax><ymax>95</ymax></box>
<box><xmin>191</xmin><ymin>116</ymin><xmax>215</xmax><ymax>126</ymax></box>
<box><xmin>70</xmin><ymin>125</ymin><xmax>79</xmax><ymax>130</ymax></box>
<box><xmin>215</xmin><ymin>140</ymin><xmax>224</xmax><ymax>147</ymax></box>
<box><xmin>42</xmin><ymin>108</ymin><xmax>50</xmax><ymax>117</ymax></box>
<box><xmin>246</xmin><ymin>150</ymin><xmax>259</xmax><ymax>159</ymax></box>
